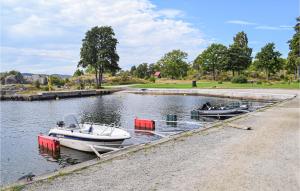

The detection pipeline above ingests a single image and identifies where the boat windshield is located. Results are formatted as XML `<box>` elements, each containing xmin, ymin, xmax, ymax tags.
<box><xmin>63</xmin><ymin>115</ymin><xmax>80</xmax><ymax>129</ymax></box>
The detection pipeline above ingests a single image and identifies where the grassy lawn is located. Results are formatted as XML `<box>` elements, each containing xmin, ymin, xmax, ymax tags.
<box><xmin>133</xmin><ymin>81</ymin><xmax>300</xmax><ymax>89</ymax></box>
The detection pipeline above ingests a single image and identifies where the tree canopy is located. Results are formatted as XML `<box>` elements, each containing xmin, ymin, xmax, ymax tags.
<box><xmin>194</xmin><ymin>43</ymin><xmax>228</xmax><ymax>80</ymax></box>
<box><xmin>135</xmin><ymin>63</ymin><xmax>149</xmax><ymax>79</ymax></box>
<box><xmin>255</xmin><ymin>43</ymin><xmax>282</xmax><ymax>80</ymax></box>
<box><xmin>157</xmin><ymin>49</ymin><xmax>189</xmax><ymax>79</ymax></box>
<box><xmin>287</xmin><ymin>17</ymin><xmax>300</xmax><ymax>79</ymax></box>
<box><xmin>226</xmin><ymin>31</ymin><xmax>252</xmax><ymax>75</ymax></box>
<box><xmin>73</xmin><ymin>69</ymin><xmax>84</xmax><ymax>77</ymax></box>
<box><xmin>78</xmin><ymin>26</ymin><xmax>120</xmax><ymax>87</ymax></box>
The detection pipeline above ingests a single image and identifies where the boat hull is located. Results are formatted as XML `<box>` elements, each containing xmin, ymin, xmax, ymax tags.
<box><xmin>57</xmin><ymin>137</ymin><xmax>125</xmax><ymax>152</ymax></box>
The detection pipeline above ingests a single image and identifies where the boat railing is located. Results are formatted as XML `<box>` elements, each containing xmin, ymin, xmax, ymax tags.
<box><xmin>84</xmin><ymin>122</ymin><xmax>117</xmax><ymax>136</ymax></box>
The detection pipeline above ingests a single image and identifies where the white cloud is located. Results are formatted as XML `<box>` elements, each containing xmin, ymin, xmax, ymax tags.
<box><xmin>1</xmin><ymin>0</ymin><xmax>208</xmax><ymax>73</ymax></box>
<box><xmin>279</xmin><ymin>25</ymin><xmax>293</xmax><ymax>29</ymax></box>
<box><xmin>1</xmin><ymin>46</ymin><xmax>77</xmax><ymax>61</ymax></box>
<box><xmin>226</xmin><ymin>19</ymin><xmax>293</xmax><ymax>32</ymax></box>
<box><xmin>157</xmin><ymin>9</ymin><xmax>185</xmax><ymax>19</ymax></box>
<box><xmin>8</xmin><ymin>15</ymin><xmax>64</xmax><ymax>37</ymax></box>
<box><xmin>255</xmin><ymin>25</ymin><xmax>293</xmax><ymax>30</ymax></box>
<box><xmin>226</xmin><ymin>20</ymin><xmax>257</xmax><ymax>25</ymax></box>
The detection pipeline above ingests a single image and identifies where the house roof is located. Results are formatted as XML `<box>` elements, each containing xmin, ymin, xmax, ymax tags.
<box><xmin>154</xmin><ymin>71</ymin><xmax>161</xmax><ymax>76</ymax></box>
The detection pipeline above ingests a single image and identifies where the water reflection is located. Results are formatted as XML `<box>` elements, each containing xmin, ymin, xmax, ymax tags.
<box><xmin>39</xmin><ymin>146</ymin><xmax>94</xmax><ymax>168</ymax></box>
<box><xmin>0</xmin><ymin>93</ymin><xmax>268</xmax><ymax>185</ymax></box>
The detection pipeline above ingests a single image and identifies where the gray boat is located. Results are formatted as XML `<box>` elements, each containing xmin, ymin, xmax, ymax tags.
<box><xmin>191</xmin><ymin>102</ymin><xmax>249</xmax><ymax>119</ymax></box>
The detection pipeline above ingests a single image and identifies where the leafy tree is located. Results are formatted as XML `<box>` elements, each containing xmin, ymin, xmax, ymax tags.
<box><xmin>73</xmin><ymin>69</ymin><xmax>84</xmax><ymax>77</ymax></box>
<box><xmin>226</xmin><ymin>31</ymin><xmax>252</xmax><ymax>75</ymax></box>
<box><xmin>85</xmin><ymin>65</ymin><xmax>96</xmax><ymax>74</ymax></box>
<box><xmin>255</xmin><ymin>43</ymin><xmax>282</xmax><ymax>80</ymax></box>
<box><xmin>0</xmin><ymin>70</ymin><xmax>24</xmax><ymax>84</ymax></box>
<box><xmin>47</xmin><ymin>76</ymin><xmax>53</xmax><ymax>91</ymax></box>
<box><xmin>194</xmin><ymin>43</ymin><xmax>228</xmax><ymax>80</ymax></box>
<box><xmin>135</xmin><ymin>63</ymin><xmax>149</xmax><ymax>78</ymax></box>
<box><xmin>287</xmin><ymin>17</ymin><xmax>300</xmax><ymax>79</ymax></box>
<box><xmin>50</xmin><ymin>75</ymin><xmax>65</xmax><ymax>86</ymax></box>
<box><xmin>7</xmin><ymin>70</ymin><xmax>24</xmax><ymax>83</ymax></box>
<box><xmin>158</xmin><ymin>50</ymin><xmax>189</xmax><ymax>79</ymax></box>
<box><xmin>148</xmin><ymin>63</ymin><xmax>156</xmax><ymax>76</ymax></box>
<box><xmin>78</xmin><ymin>26</ymin><xmax>120</xmax><ymax>88</ymax></box>
<box><xmin>130</xmin><ymin>66</ymin><xmax>136</xmax><ymax>75</ymax></box>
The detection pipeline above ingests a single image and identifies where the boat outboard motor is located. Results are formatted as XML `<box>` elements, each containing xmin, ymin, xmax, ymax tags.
<box><xmin>88</xmin><ymin>126</ymin><xmax>93</xmax><ymax>133</ymax></box>
<box><xmin>57</xmin><ymin>121</ymin><xmax>65</xmax><ymax>127</ymax></box>
<box><xmin>200</xmin><ymin>102</ymin><xmax>212</xmax><ymax>110</ymax></box>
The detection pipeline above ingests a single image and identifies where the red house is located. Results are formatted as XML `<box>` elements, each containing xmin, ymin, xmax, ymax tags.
<box><xmin>154</xmin><ymin>71</ymin><xmax>161</xmax><ymax>78</ymax></box>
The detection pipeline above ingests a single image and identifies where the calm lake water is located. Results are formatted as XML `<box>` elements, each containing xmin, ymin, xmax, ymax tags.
<box><xmin>0</xmin><ymin>92</ymin><xmax>267</xmax><ymax>185</ymax></box>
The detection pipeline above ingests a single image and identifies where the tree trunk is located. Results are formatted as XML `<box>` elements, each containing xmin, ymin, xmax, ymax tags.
<box><xmin>296</xmin><ymin>65</ymin><xmax>300</xmax><ymax>80</ymax></box>
<box><xmin>212</xmin><ymin>65</ymin><xmax>216</xmax><ymax>81</ymax></box>
<box><xmin>266</xmin><ymin>69</ymin><xmax>269</xmax><ymax>81</ymax></box>
<box><xmin>95</xmin><ymin>69</ymin><xmax>99</xmax><ymax>87</ymax></box>
<box><xmin>98</xmin><ymin>66</ymin><xmax>103</xmax><ymax>88</ymax></box>
<box><xmin>99</xmin><ymin>71</ymin><xmax>102</xmax><ymax>88</ymax></box>
<box><xmin>232</xmin><ymin>70</ymin><xmax>235</xmax><ymax>76</ymax></box>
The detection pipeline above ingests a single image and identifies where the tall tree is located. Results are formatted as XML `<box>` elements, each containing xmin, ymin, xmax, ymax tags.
<box><xmin>130</xmin><ymin>66</ymin><xmax>136</xmax><ymax>75</ymax></box>
<box><xmin>135</xmin><ymin>63</ymin><xmax>149</xmax><ymax>78</ymax></box>
<box><xmin>158</xmin><ymin>50</ymin><xmax>189</xmax><ymax>79</ymax></box>
<box><xmin>78</xmin><ymin>26</ymin><xmax>120</xmax><ymax>88</ymax></box>
<box><xmin>226</xmin><ymin>31</ymin><xmax>252</xmax><ymax>75</ymax></box>
<box><xmin>194</xmin><ymin>43</ymin><xmax>228</xmax><ymax>80</ymax></box>
<box><xmin>148</xmin><ymin>63</ymin><xmax>156</xmax><ymax>76</ymax></box>
<box><xmin>287</xmin><ymin>17</ymin><xmax>300</xmax><ymax>79</ymax></box>
<box><xmin>255</xmin><ymin>43</ymin><xmax>282</xmax><ymax>80</ymax></box>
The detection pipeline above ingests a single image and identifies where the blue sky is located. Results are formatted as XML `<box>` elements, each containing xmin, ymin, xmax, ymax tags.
<box><xmin>0</xmin><ymin>0</ymin><xmax>297</xmax><ymax>75</ymax></box>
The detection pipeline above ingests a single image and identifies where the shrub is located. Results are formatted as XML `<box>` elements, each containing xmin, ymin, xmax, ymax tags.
<box><xmin>110</xmin><ymin>76</ymin><xmax>146</xmax><ymax>85</ymax></box>
<box><xmin>33</xmin><ymin>80</ymin><xmax>40</xmax><ymax>89</ymax></box>
<box><xmin>42</xmin><ymin>86</ymin><xmax>49</xmax><ymax>91</ymax></box>
<box><xmin>50</xmin><ymin>76</ymin><xmax>65</xmax><ymax>86</ymax></box>
<box><xmin>218</xmin><ymin>81</ymin><xmax>223</xmax><ymax>84</ymax></box>
<box><xmin>149</xmin><ymin>76</ymin><xmax>156</xmax><ymax>83</ymax></box>
<box><xmin>231</xmin><ymin>75</ymin><xmax>248</xmax><ymax>83</ymax></box>
<box><xmin>256</xmin><ymin>81</ymin><xmax>262</xmax><ymax>85</ymax></box>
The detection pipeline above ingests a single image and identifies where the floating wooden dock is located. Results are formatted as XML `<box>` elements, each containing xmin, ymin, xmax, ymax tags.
<box><xmin>0</xmin><ymin>89</ymin><xmax>121</xmax><ymax>101</ymax></box>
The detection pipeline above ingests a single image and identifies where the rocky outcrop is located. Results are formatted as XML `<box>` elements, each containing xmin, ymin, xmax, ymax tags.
<box><xmin>24</xmin><ymin>74</ymin><xmax>48</xmax><ymax>85</ymax></box>
<box><xmin>4</xmin><ymin>75</ymin><xmax>21</xmax><ymax>84</ymax></box>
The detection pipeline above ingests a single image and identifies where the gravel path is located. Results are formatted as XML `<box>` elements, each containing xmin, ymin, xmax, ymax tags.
<box><xmin>24</xmin><ymin>94</ymin><xmax>300</xmax><ymax>191</ymax></box>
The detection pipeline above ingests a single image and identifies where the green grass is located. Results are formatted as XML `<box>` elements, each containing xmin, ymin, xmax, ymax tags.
<box><xmin>1</xmin><ymin>185</ymin><xmax>25</xmax><ymax>191</ymax></box>
<box><xmin>133</xmin><ymin>81</ymin><xmax>300</xmax><ymax>89</ymax></box>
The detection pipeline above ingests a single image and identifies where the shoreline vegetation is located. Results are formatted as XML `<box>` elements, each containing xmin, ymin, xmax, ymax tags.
<box><xmin>0</xmin><ymin>76</ymin><xmax>299</xmax><ymax>99</ymax></box>
<box><xmin>132</xmin><ymin>80</ymin><xmax>300</xmax><ymax>89</ymax></box>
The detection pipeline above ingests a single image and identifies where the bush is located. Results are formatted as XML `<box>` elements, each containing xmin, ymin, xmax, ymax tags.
<box><xmin>33</xmin><ymin>80</ymin><xmax>40</xmax><ymax>89</ymax></box>
<box><xmin>231</xmin><ymin>75</ymin><xmax>248</xmax><ymax>83</ymax></box>
<box><xmin>42</xmin><ymin>86</ymin><xmax>49</xmax><ymax>91</ymax></box>
<box><xmin>149</xmin><ymin>76</ymin><xmax>156</xmax><ymax>83</ymax></box>
<box><xmin>256</xmin><ymin>81</ymin><xmax>262</xmax><ymax>85</ymax></box>
<box><xmin>110</xmin><ymin>76</ymin><xmax>146</xmax><ymax>85</ymax></box>
<box><xmin>50</xmin><ymin>76</ymin><xmax>65</xmax><ymax>86</ymax></box>
<box><xmin>218</xmin><ymin>81</ymin><xmax>223</xmax><ymax>84</ymax></box>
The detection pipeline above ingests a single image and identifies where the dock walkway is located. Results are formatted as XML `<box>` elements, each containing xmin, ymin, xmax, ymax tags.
<box><xmin>0</xmin><ymin>89</ymin><xmax>120</xmax><ymax>101</ymax></box>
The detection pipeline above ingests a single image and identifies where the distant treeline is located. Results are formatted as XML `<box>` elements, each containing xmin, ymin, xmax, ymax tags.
<box><xmin>120</xmin><ymin>17</ymin><xmax>300</xmax><ymax>81</ymax></box>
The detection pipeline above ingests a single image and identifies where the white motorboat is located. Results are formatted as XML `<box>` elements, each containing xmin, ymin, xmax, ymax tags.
<box><xmin>48</xmin><ymin>116</ymin><xmax>131</xmax><ymax>152</ymax></box>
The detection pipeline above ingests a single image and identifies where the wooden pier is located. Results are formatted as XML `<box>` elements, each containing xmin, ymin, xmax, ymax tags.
<box><xmin>0</xmin><ymin>89</ymin><xmax>121</xmax><ymax>101</ymax></box>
